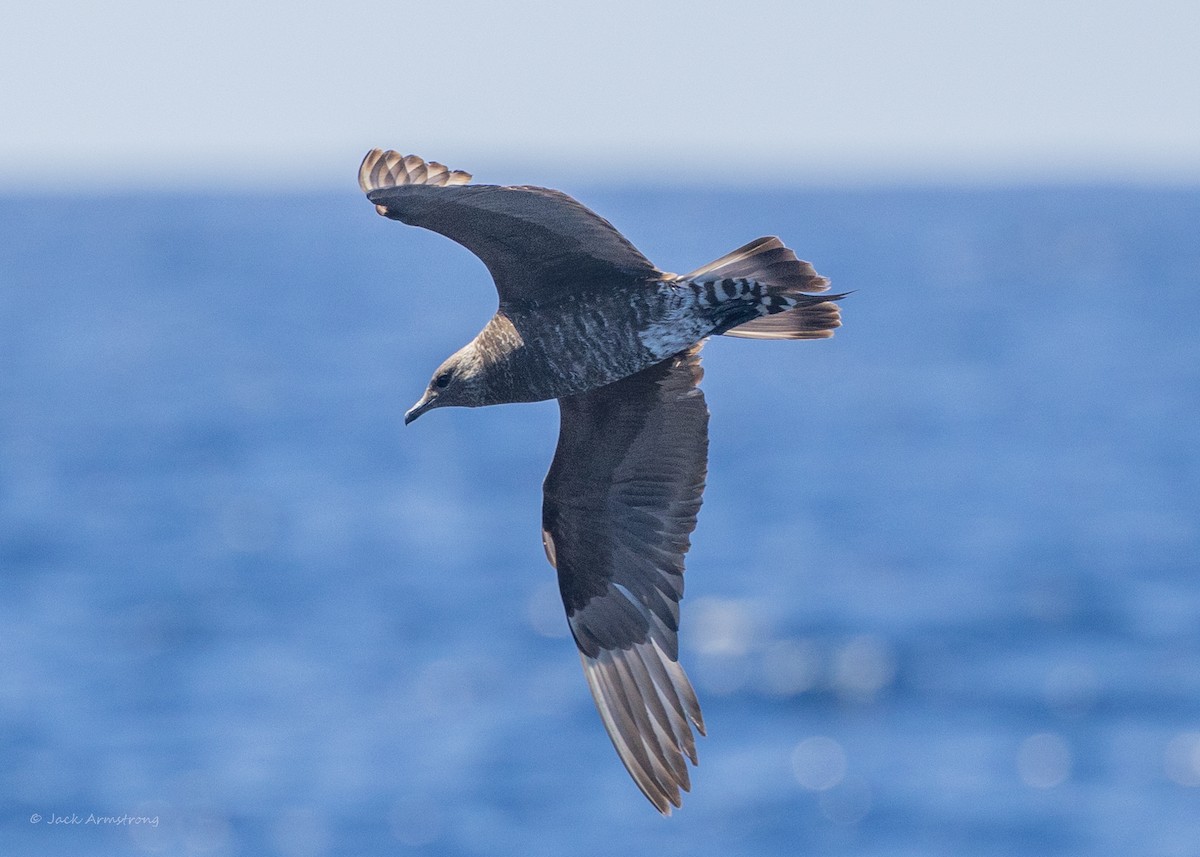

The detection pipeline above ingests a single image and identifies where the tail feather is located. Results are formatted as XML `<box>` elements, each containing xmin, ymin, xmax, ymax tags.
<box><xmin>682</xmin><ymin>236</ymin><xmax>830</xmax><ymax>294</ymax></box>
<box><xmin>679</xmin><ymin>236</ymin><xmax>843</xmax><ymax>341</ymax></box>
<box><xmin>721</xmin><ymin>298</ymin><xmax>842</xmax><ymax>340</ymax></box>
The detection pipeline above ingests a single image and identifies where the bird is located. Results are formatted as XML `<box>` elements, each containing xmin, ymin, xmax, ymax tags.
<box><xmin>358</xmin><ymin>148</ymin><xmax>843</xmax><ymax>813</ymax></box>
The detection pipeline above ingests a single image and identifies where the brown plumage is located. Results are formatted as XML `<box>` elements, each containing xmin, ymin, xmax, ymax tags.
<box><xmin>544</xmin><ymin>346</ymin><xmax>708</xmax><ymax>811</ymax></box>
<box><xmin>359</xmin><ymin>148</ymin><xmax>843</xmax><ymax>813</ymax></box>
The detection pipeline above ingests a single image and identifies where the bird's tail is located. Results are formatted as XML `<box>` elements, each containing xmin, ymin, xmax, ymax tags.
<box><xmin>679</xmin><ymin>236</ymin><xmax>843</xmax><ymax>340</ymax></box>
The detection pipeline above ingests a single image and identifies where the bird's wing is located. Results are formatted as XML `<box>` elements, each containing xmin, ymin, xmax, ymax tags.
<box><xmin>542</xmin><ymin>344</ymin><xmax>708</xmax><ymax>814</ymax></box>
<box><xmin>359</xmin><ymin>149</ymin><xmax>659</xmax><ymax>307</ymax></box>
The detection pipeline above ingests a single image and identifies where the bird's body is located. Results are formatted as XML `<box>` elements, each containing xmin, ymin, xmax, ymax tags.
<box><xmin>450</xmin><ymin>285</ymin><xmax>663</xmax><ymax>405</ymax></box>
<box><xmin>358</xmin><ymin>149</ymin><xmax>843</xmax><ymax>813</ymax></box>
<box><xmin>444</xmin><ymin>274</ymin><xmax>831</xmax><ymax>405</ymax></box>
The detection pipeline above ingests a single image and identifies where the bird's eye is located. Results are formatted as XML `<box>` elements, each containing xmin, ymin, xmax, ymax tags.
<box><xmin>434</xmin><ymin>371</ymin><xmax>453</xmax><ymax>390</ymax></box>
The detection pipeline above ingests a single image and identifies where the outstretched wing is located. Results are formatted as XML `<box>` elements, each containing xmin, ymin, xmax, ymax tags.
<box><xmin>542</xmin><ymin>345</ymin><xmax>708</xmax><ymax>814</ymax></box>
<box><xmin>359</xmin><ymin>149</ymin><xmax>659</xmax><ymax>307</ymax></box>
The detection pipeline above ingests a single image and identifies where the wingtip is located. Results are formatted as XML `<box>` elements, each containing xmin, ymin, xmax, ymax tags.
<box><xmin>358</xmin><ymin>147</ymin><xmax>472</xmax><ymax>199</ymax></box>
<box><xmin>578</xmin><ymin>641</ymin><xmax>705</xmax><ymax>815</ymax></box>
<box><xmin>357</xmin><ymin>148</ymin><xmax>383</xmax><ymax>193</ymax></box>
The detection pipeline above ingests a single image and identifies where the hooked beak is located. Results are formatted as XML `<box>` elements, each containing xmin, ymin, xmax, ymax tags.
<box><xmin>403</xmin><ymin>391</ymin><xmax>436</xmax><ymax>425</ymax></box>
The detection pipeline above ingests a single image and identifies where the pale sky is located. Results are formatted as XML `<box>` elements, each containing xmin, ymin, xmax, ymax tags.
<box><xmin>3</xmin><ymin>0</ymin><xmax>1198</xmax><ymax>188</ymax></box>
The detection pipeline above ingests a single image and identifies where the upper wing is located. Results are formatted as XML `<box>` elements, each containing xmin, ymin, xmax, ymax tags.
<box><xmin>359</xmin><ymin>149</ymin><xmax>659</xmax><ymax>307</ymax></box>
<box><xmin>541</xmin><ymin>345</ymin><xmax>709</xmax><ymax>814</ymax></box>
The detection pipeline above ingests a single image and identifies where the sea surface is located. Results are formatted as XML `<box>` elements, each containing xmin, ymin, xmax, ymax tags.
<box><xmin>1</xmin><ymin>186</ymin><xmax>1198</xmax><ymax>856</ymax></box>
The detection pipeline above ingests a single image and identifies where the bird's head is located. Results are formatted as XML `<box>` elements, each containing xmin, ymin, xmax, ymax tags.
<box><xmin>404</xmin><ymin>345</ymin><xmax>487</xmax><ymax>424</ymax></box>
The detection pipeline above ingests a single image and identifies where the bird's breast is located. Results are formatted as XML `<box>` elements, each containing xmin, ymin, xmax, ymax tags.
<box><xmin>481</xmin><ymin>291</ymin><xmax>659</xmax><ymax>402</ymax></box>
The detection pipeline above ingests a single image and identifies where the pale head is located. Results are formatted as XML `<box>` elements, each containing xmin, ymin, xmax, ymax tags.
<box><xmin>404</xmin><ymin>343</ymin><xmax>488</xmax><ymax>424</ymax></box>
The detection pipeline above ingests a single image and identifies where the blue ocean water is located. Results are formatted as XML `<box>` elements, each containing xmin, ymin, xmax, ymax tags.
<box><xmin>1</xmin><ymin>186</ymin><xmax>1198</xmax><ymax>856</ymax></box>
